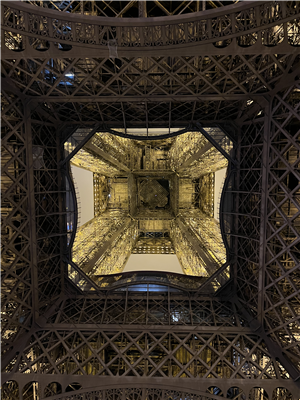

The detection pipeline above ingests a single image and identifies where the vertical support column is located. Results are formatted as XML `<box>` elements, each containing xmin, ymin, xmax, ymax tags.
<box><xmin>23</xmin><ymin>7</ymin><xmax>30</xmax><ymax>51</ymax></box>
<box><xmin>139</xmin><ymin>1</ymin><xmax>147</xmax><ymax>17</ymax></box>
<box><xmin>233</xmin><ymin>125</ymin><xmax>241</xmax><ymax>293</ymax></box>
<box><xmin>174</xmin><ymin>217</ymin><xmax>219</xmax><ymax>276</ymax></box>
<box><xmin>1</xmin><ymin>6</ymin><xmax>5</xmax><ymax>50</ymax></box>
<box><xmin>82</xmin><ymin>218</ymin><xmax>132</xmax><ymax>274</ymax></box>
<box><xmin>128</xmin><ymin>173</ymin><xmax>137</xmax><ymax>216</ymax></box>
<box><xmin>25</xmin><ymin>102</ymin><xmax>39</xmax><ymax>320</ymax></box>
<box><xmin>258</xmin><ymin>100</ymin><xmax>271</xmax><ymax>324</ymax></box>
<box><xmin>57</xmin><ymin>130</ymin><xmax>65</xmax><ymax>294</ymax></box>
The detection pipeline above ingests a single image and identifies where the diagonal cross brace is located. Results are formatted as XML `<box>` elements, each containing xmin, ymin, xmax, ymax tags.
<box><xmin>62</xmin><ymin>124</ymin><xmax>101</xmax><ymax>165</ymax></box>
<box><xmin>193</xmin><ymin>122</ymin><xmax>236</xmax><ymax>165</ymax></box>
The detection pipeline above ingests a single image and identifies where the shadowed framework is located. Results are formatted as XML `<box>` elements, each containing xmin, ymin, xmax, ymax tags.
<box><xmin>1</xmin><ymin>1</ymin><xmax>300</xmax><ymax>399</ymax></box>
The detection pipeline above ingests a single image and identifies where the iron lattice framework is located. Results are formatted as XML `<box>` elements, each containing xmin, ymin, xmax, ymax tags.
<box><xmin>1</xmin><ymin>1</ymin><xmax>300</xmax><ymax>400</ymax></box>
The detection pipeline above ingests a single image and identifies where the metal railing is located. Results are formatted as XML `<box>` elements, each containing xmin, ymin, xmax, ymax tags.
<box><xmin>2</xmin><ymin>1</ymin><xmax>300</xmax><ymax>52</ymax></box>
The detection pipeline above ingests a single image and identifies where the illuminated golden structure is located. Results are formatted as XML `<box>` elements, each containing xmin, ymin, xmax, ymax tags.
<box><xmin>71</xmin><ymin>130</ymin><xmax>229</xmax><ymax>280</ymax></box>
<box><xmin>71</xmin><ymin>148</ymin><xmax>121</xmax><ymax>176</ymax></box>
<box><xmin>93</xmin><ymin>174</ymin><xmax>108</xmax><ymax>216</ymax></box>
<box><xmin>72</xmin><ymin>210</ymin><xmax>128</xmax><ymax>272</ymax></box>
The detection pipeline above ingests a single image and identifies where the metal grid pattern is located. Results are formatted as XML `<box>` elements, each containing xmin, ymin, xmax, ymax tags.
<box><xmin>1</xmin><ymin>1</ymin><xmax>300</xmax><ymax>399</ymax></box>
<box><xmin>1</xmin><ymin>92</ymin><xmax>33</xmax><ymax>360</ymax></box>
<box><xmin>32</xmin><ymin>296</ymin><xmax>251</xmax><ymax>327</ymax></box>
<box><xmin>234</xmin><ymin>118</ymin><xmax>264</xmax><ymax>314</ymax></box>
<box><xmin>71</xmin><ymin>210</ymin><xmax>129</xmax><ymax>275</ymax></box>
<box><xmin>2</xmin><ymin>56</ymin><xmax>300</xmax><ymax>132</ymax></box>
<box><xmin>180</xmin><ymin>210</ymin><xmax>227</xmax><ymax>269</ymax></box>
<box><xmin>198</xmin><ymin>173</ymin><xmax>215</xmax><ymax>217</ymax></box>
<box><xmin>92</xmin><ymin>219</ymin><xmax>138</xmax><ymax>276</ymax></box>
<box><xmin>2</xmin><ymin>294</ymin><xmax>298</xmax><ymax>398</ymax></box>
<box><xmin>1</xmin><ymin>383</ymin><xmax>296</xmax><ymax>400</ymax></box>
<box><xmin>169</xmin><ymin>130</ymin><xmax>231</xmax><ymax>178</ymax></box>
<box><xmin>264</xmin><ymin>86</ymin><xmax>300</xmax><ymax>373</ymax></box>
<box><xmin>93</xmin><ymin>173</ymin><xmax>108</xmax><ymax>216</ymax></box>
<box><xmin>132</xmin><ymin>232</ymin><xmax>175</xmax><ymax>255</ymax></box>
<box><xmin>71</xmin><ymin>147</ymin><xmax>121</xmax><ymax>176</ymax></box>
<box><xmin>3</xmin><ymin>1</ymin><xmax>300</xmax><ymax>58</ymax></box>
<box><xmin>91</xmin><ymin>132</ymin><xmax>130</xmax><ymax>170</ymax></box>
<box><xmin>22</xmin><ymin>1</ymin><xmax>242</xmax><ymax>17</ymax></box>
<box><xmin>4</xmin><ymin>331</ymin><xmax>287</xmax><ymax>379</ymax></box>
<box><xmin>170</xmin><ymin>221</ymin><xmax>209</xmax><ymax>277</ymax></box>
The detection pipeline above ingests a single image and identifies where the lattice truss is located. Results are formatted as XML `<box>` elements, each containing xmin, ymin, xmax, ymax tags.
<box><xmin>23</xmin><ymin>1</ymin><xmax>242</xmax><ymax>17</ymax></box>
<box><xmin>2</xmin><ymin>330</ymin><xmax>292</xmax><ymax>379</ymax></box>
<box><xmin>264</xmin><ymin>86</ymin><xmax>300</xmax><ymax>373</ymax></box>
<box><xmin>1</xmin><ymin>1</ymin><xmax>300</xmax><ymax>399</ymax></box>
<box><xmin>197</xmin><ymin>173</ymin><xmax>215</xmax><ymax>217</ymax></box>
<box><xmin>133</xmin><ymin>232</ymin><xmax>175</xmax><ymax>255</ymax></box>
<box><xmin>1</xmin><ymin>92</ymin><xmax>32</xmax><ymax>359</ymax></box>
<box><xmin>1</xmin><ymin>295</ymin><xmax>298</xmax><ymax>399</ymax></box>
<box><xmin>170</xmin><ymin>221</ymin><xmax>209</xmax><ymax>277</ymax></box>
<box><xmin>3</xmin><ymin>2</ymin><xmax>300</xmax><ymax>60</ymax></box>
<box><xmin>2</xmin><ymin>53</ymin><xmax>300</xmax><ymax>128</ymax></box>
<box><xmin>1</xmin><ymin>384</ymin><xmax>296</xmax><ymax>400</ymax></box>
<box><xmin>93</xmin><ymin>173</ymin><xmax>108</xmax><ymax>216</ymax></box>
<box><xmin>71</xmin><ymin>210</ymin><xmax>129</xmax><ymax>272</ymax></box>
<box><xmin>180</xmin><ymin>209</ymin><xmax>227</xmax><ymax>267</ymax></box>
<box><xmin>233</xmin><ymin>85</ymin><xmax>300</xmax><ymax>389</ymax></box>
<box><xmin>71</xmin><ymin>147</ymin><xmax>120</xmax><ymax>176</ymax></box>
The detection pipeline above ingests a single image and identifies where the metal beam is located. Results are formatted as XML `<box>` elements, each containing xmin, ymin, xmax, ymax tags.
<box><xmin>258</xmin><ymin>101</ymin><xmax>271</xmax><ymax>325</ymax></box>
<box><xmin>193</xmin><ymin>123</ymin><xmax>235</xmax><ymax>164</ymax></box>
<box><xmin>179</xmin><ymin>141</ymin><xmax>213</xmax><ymax>170</ymax></box>
<box><xmin>25</xmin><ymin>103</ymin><xmax>39</xmax><ymax>320</ymax></box>
<box><xmin>81</xmin><ymin>219</ymin><xmax>132</xmax><ymax>274</ymax></box>
<box><xmin>63</xmin><ymin>124</ymin><xmax>101</xmax><ymax>165</ymax></box>
<box><xmin>128</xmin><ymin>173</ymin><xmax>137</xmax><ymax>216</ymax></box>
<box><xmin>177</xmin><ymin>217</ymin><xmax>218</xmax><ymax>276</ymax></box>
<box><xmin>85</xmin><ymin>142</ymin><xmax>130</xmax><ymax>173</ymax></box>
<box><xmin>153</xmin><ymin>1</ymin><xmax>171</xmax><ymax>15</ymax></box>
<box><xmin>29</xmin><ymin>94</ymin><xmax>257</xmax><ymax>103</ymax></box>
<box><xmin>234</xmin><ymin>297</ymin><xmax>300</xmax><ymax>386</ymax></box>
<box><xmin>139</xmin><ymin>1</ymin><xmax>147</xmax><ymax>17</ymax></box>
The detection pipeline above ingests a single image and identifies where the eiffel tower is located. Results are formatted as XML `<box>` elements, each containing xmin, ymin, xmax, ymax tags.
<box><xmin>1</xmin><ymin>2</ymin><xmax>300</xmax><ymax>400</ymax></box>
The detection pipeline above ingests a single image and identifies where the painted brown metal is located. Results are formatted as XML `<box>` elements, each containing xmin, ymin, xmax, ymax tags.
<box><xmin>1</xmin><ymin>1</ymin><xmax>300</xmax><ymax>399</ymax></box>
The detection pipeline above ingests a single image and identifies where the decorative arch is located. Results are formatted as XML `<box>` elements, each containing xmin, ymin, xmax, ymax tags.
<box><xmin>271</xmin><ymin>387</ymin><xmax>293</xmax><ymax>400</ymax></box>
<box><xmin>1</xmin><ymin>380</ymin><xmax>19</xmax><ymax>400</ymax></box>
<box><xmin>226</xmin><ymin>387</ymin><xmax>245</xmax><ymax>400</ymax></box>
<box><xmin>249</xmin><ymin>387</ymin><xmax>269</xmax><ymax>400</ymax></box>
<box><xmin>44</xmin><ymin>382</ymin><xmax>62</xmax><ymax>398</ymax></box>
<box><xmin>38</xmin><ymin>385</ymin><xmax>227</xmax><ymax>400</ymax></box>
<box><xmin>22</xmin><ymin>382</ymin><xmax>39</xmax><ymax>400</ymax></box>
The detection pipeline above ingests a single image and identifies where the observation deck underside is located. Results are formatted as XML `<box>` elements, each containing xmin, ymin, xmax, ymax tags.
<box><xmin>68</xmin><ymin>128</ymin><xmax>231</xmax><ymax>290</ymax></box>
